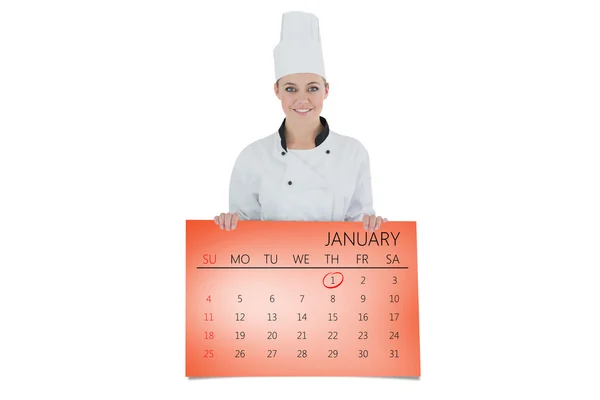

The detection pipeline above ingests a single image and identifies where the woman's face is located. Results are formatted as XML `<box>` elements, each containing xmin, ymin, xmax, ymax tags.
<box><xmin>274</xmin><ymin>73</ymin><xmax>328</xmax><ymax>122</ymax></box>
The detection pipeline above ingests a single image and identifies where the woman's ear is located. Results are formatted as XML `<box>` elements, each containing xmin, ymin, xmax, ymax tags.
<box><xmin>274</xmin><ymin>82</ymin><xmax>280</xmax><ymax>99</ymax></box>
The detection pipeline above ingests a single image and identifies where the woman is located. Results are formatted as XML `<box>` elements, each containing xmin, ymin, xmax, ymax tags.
<box><xmin>215</xmin><ymin>11</ymin><xmax>386</xmax><ymax>231</ymax></box>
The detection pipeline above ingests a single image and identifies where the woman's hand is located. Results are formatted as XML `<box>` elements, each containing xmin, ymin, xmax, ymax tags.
<box><xmin>214</xmin><ymin>212</ymin><xmax>239</xmax><ymax>230</ymax></box>
<box><xmin>362</xmin><ymin>214</ymin><xmax>388</xmax><ymax>231</ymax></box>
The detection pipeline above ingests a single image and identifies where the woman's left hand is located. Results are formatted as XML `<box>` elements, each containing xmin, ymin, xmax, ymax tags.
<box><xmin>362</xmin><ymin>214</ymin><xmax>388</xmax><ymax>231</ymax></box>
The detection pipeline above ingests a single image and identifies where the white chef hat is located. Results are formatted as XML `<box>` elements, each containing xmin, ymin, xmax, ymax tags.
<box><xmin>273</xmin><ymin>11</ymin><xmax>326</xmax><ymax>82</ymax></box>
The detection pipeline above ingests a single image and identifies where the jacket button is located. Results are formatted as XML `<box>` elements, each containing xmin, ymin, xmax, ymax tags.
<box><xmin>326</xmin><ymin>150</ymin><xmax>330</xmax><ymax>154</ymax></box>
<box><xmin>281</xmin><ymin>151</ymin><xmax>285</xmax><ymax>155</ymax></box>
<box><xmin>288</xmin><ymin>181</ymin><xmax>292</xmax><ymax>185</ymax></box>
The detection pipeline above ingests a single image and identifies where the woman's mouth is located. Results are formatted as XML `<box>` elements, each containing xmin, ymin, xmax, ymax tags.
<box><xmin>293</xmin><ymin>108</ymin><xmax>313</xmax><ymax>116</ymax></box>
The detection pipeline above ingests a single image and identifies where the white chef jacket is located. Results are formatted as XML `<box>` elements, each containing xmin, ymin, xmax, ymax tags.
<box><xmin>229</xmin><ymin>116</ymin><xmax>375</xmax><ymax>222</ymax></box>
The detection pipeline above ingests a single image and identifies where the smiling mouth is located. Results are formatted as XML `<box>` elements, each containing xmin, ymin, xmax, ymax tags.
<box><xmin>293</xmin><ymin>108</ymin><xmax>313</xmax><ymax>114</ymax></box>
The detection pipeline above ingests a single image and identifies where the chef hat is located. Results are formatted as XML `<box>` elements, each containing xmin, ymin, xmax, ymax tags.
<box><xmin>273</xmin><ymin>11</ymin><xmax>326</xmax><ymax>82</ymax></box>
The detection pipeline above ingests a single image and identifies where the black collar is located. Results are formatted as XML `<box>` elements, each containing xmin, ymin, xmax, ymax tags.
<box><xmin>278</xmin><ymin>116</ymin><xmax>330</xmax><ymax>152</ymax></box>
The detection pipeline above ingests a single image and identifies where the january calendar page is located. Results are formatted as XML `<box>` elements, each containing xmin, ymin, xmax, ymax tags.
<box><xmin>185</xmin><ymin>220</ymin><xmax>420</xmax><ymax>377</ymax></box>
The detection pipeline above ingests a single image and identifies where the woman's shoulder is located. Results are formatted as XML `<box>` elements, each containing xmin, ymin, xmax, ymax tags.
<box><xmin>329</xmin><ymin>130</ymin><xmax>369</xmax><ymax>156</ymax></box>
<box><xmin>234</xmin><ymin>132</ymin><xmax>279</xmax><ymax>165</ymax></box>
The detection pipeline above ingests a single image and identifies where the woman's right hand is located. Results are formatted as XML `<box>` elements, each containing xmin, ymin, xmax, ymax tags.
<box><xmin>214</xmin><ymin>212</ymin><xmax>239</xmax><ymax>230</ymax></box>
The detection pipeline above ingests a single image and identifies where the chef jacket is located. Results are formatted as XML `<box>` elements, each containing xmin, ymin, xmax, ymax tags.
<box><xmin>229</xmin><ymin>116</ymin><xmax>376</xmax><ymax>222</ymax></box>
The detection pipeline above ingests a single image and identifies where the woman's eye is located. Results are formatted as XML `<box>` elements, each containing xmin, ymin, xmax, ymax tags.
<box><xmin>285</xmin><ymin>87</ymin><xmax>318</xmax><ymax>92</ymax></box>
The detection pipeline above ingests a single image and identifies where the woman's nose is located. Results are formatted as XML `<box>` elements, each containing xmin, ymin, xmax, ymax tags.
<box><xmin>295</xmin><ymin>94</ymin><xmax>310</xmax><ymax>103</ymax></box>
<box><xmin>297</xmin><ymin>91</ymin><xmax>310</xmax><ymax>100</ymax></box>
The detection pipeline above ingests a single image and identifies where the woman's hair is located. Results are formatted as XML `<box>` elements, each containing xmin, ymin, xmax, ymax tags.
<box><xmin>276</xmin><ymin>76</ymin><xmax>328</xmax><ymax>88</ymax></box>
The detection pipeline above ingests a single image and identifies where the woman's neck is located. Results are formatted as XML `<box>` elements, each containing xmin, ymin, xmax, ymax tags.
<box><xmin>285</xmin><ymin>118</ymin><xmax>323</xmax><ymax>149</ymax></box>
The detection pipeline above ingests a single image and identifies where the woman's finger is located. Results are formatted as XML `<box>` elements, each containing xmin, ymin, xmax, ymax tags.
<box><xmin>369</xmin><ymin>214</ymin><xmax>376</xmax><ymax>231</ymax></box>
<box><xmin>362</xmin><ymin>214</ymin><xmax>370</xmax><ymax>231</ymax></box>
<box><xmin>374</xmin><ymin>216</ymin><xmax>382</xmax><ymax>230</ymax></box>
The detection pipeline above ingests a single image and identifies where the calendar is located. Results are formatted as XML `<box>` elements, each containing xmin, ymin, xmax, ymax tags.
<box><xmin>185</xmin><ymin>220</ymin><xmax>420</xmax><ymax>377</ymax></box>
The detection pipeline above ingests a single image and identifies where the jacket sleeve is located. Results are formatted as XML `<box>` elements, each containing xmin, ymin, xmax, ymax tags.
<box><xmin>345</xmin><ymin>144</ymin><xmax>376</xmax><ymax>222</ymax></box>
<box><xmin>228</xmin><ymin>148</ymin><xmax>262</xmax><ymax>220</ymax></box>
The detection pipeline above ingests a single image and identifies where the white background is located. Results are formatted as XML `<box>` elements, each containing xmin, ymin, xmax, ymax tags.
<box><xmin>1</xmin><ymin>0</ymin><xmax>599</xmax><ymax>398</ymax></box>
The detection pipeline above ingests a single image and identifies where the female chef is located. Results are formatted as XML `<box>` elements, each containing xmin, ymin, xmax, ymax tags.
<box><xmin>215</xmin><ymin>11</ymin><xmax>387</xmax><ymax>231</ymax></box>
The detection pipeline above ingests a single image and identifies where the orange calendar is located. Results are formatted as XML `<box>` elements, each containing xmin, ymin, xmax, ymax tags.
<box><xmin>185</xmin><ymin>220</ymin><xmax>420</xmax><ymax>377</ymax></box>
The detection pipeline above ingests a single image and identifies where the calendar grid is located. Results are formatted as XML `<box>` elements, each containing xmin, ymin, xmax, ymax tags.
<box><xmin>186</xmin><ymin>220</ymin><xmax>420</xmax><ymax>377</ymax></box>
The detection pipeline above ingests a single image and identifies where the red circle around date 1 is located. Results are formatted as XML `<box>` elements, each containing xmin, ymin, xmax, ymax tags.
<box><xmin>322</xmin><ymin>272</ymin><xmax>344</xmax><ymax>289</ymax></box>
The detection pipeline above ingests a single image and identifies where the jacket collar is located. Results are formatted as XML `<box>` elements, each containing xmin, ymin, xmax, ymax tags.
<box><xmin>278</xmin><ymin>116</ymin><xmax>330</xmax><ymax>152</ymax></box>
